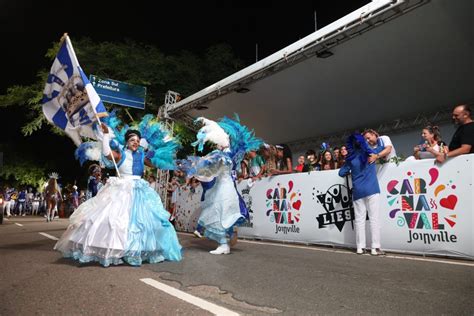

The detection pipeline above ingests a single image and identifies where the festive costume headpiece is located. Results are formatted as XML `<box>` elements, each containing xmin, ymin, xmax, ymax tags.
<box><xmin>345</xmin><ymin>133</ymin><xmax>375</xmax><ymax>166</ymax></box>
<box><xmin>192</xmin><ymin>114</ymin><xmax>262</xmax><ymax>166</ymax></box>
<box><xmin>48</xmin><ymin>172</ymin><xmax>59</xmax><ymax>179</ymax></box>
<box><xmin>192</xmin><ymin>117</ymin><xmax>230</xmax><ymax>151</ymax></box>
<box><xmin>75</xmin><ymin>111</ymin><xmax>180</xmax><ymax>170</ymax></box>
<box><xmin>125</xmin><ymin>129</ymin><xmax>141</xmax><ymax>142</ymax></box>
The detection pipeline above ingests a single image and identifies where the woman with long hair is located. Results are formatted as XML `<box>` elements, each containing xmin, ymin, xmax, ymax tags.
<box><xmin>320</xmin><ymin>150</ymin><xmax>337</xmax><ymax>170</ymax></box>
<box><xmin>271</xmin><ymin>144</ymin><xmax>293</xmax><ymax>175</ymax></box>
<box><xmin>337</xmin><ymin>145</ymin><xmax>348</xmax><ymax>167</ymax></box>
<box><xmin>44</xmin><ymin>173</ymin><xmax>62</xmax><ymax>222</ymax></box>
<box><xmin>414</xmin><ymin>125</ymin><xmax>446</xmax><ymax>159</ymax></box>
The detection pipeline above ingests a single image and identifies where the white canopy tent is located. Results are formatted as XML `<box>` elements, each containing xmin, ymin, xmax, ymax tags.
<box><xmin>165</xmin><ymin>0</ymin><xmax>474</xmax><ymax>151</ymax></box>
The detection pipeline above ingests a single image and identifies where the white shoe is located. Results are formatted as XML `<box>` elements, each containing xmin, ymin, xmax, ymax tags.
<box><xmin>371</xmin><ymin>248</ymin><xmax>386</xmax><ymax>256</ymax></box>
<box><xmin>356</xmin><ymin>248</ymin><xmax>365</xmax><ymax>255</ymax></box>
<box><xmin>193</xmin><ymin>230</ymin><xmax>203</xmax><ymax>238</ymax></box>
<box><xmin>209</xmin><ymin>244</ymin><xmax>230</xmax><ymax>255</ymax></box>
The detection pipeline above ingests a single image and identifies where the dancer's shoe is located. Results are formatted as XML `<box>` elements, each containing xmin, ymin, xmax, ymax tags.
<box><xmin>209</xmin><ymin>243</ymin><xmax>230</xmax><ymax>255</ymax></box>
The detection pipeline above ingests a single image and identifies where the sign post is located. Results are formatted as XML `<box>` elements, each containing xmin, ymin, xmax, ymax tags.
<box><xmin>90</xmin><ymin>75</ymin><xmax>146</xmax><ymax>110</ymax></box>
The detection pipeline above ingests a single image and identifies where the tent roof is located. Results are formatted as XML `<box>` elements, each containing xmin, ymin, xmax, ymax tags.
<box><xmin>166</xmin><ymin>0</ymin><xmax>474</xmax><ymax>145</ymax></box>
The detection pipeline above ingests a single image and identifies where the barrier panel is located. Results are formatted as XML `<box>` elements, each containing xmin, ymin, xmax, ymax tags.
<box><xmin>174</xmin><ymin>154</ymin><xmax>474</xmax><ymax>259</ymax></box>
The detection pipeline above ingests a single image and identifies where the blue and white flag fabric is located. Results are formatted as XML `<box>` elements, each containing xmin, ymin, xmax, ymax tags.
<box><xmin>42</xmin><ymin>35</ymin><xmax>108</xmax><ymax>146</ymax></box>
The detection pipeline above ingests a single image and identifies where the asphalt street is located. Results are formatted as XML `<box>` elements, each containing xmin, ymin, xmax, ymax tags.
<box><xmin>0</xmin><ymin>216</ymin><xmax>472</xmax><ymax>315</ymax></box>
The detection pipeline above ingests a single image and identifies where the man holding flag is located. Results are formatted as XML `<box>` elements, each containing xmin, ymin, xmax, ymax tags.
<box><xmin>42</xmin><ymin>33</ymin><xmax>108</xmax><ymax>146</ymax></box>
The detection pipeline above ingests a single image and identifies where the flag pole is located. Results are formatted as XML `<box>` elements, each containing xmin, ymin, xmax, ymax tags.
<box><xmin>64</xmin><ymin>34</ymin><xmax>80</xmax><ymax>66</ymax></box>
<box><xmin>61</xmin><ymin>34</ymin><xmax>121</xmax><ymax>178</ymax></box>
<box><xmin>59</xmin><ymin>33</ymin><xmax>68</xmax><ymax>46</ymax></box>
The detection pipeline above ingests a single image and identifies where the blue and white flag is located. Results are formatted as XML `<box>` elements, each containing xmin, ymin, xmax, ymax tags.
<box><xmin>42</xmin><ymin>35</ymin><xmax>108</xmax><ymax>146</ymax></box>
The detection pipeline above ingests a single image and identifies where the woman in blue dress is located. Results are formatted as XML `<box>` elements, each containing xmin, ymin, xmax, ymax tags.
<box><xmin>181</xmin><ymin>115</ymin><xmax>262</xmax><ymax>255</ymax></box>
<box><xmin>55</xmin><ymin>115</ymin><xmax>182</xmax><ymax>267</ymax></box>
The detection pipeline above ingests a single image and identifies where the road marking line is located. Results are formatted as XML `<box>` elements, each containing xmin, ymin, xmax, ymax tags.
<box><xmin>15</xmin><ymin>223</ymin><xmax>23</xmax><ymax>227</ymax></box>
<box><xmin>39</xmin><ymin>232</ymin><xmax>59</xmax><ymax>241</ymax></box>
<box><xmin>140</xmin><ymin>278</ymin><xmax>239</xmax><ymax>316</ymax></box>
<box><xmin>177</xmin><ymin>232</ymin><xmax>474</xmax><ymax>267</ymax></box>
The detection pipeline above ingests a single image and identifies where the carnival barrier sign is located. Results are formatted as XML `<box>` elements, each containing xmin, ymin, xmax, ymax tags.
<box><xmin>174</xmin><ymin>154</ymin><xmax>474</xmax><ymax>259</ymax></box>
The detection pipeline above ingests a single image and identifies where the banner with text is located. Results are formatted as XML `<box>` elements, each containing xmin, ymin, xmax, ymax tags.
<box><xmin>89</xmin><ymin>75</ymin><xmax>146</xmax><ymax>109</ymax></box>
<box><xmin>174</xmin><ymin>155</ymin><xmax>474</xmax><ymax>259</ymax></box>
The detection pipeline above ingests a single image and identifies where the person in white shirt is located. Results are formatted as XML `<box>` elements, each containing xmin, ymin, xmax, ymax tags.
<box><xmin>363</xmin><ymin>129</ymin><xmax>397</xmax><ymax>163</ymax></box>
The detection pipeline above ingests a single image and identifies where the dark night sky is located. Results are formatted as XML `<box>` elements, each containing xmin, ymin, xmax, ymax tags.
<box><xmin>0</xmin><ymin>0</ymin><xmax>369</xmax><ymax>185</ymax></box>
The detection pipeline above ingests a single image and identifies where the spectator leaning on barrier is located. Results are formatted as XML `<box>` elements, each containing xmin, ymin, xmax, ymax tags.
<box><xmin>338</xmin><ymin>145</ymin><xmax>348</xmax><ymax>167</ymax></box>
<box><xmin>261</xmin><ymin>144</ymin><xmax>276</xmax><ymax>177</ymax></box>
<box><xmin>271</xmin><ymin>144</ymin><xmax>293</xmax><ymax>175</ymax></box>
<box><xmin>363</xmin><ymin>129</ymin><xmax>397</xmax><ymax>164</ymax></box>
<box><xmin>333</xmin><ymin>147</ymin><xmax>340</xmax><ymax>162</ymax></box>
<box><xmin>237</xmin><ymin>153</ymin><xmax>250</xmax><ymax>181</ymax></box>
<box><xmin>320</xmin><ymin>150</ymin><xmax>337</xmax><ymax>170</ymax></box>
<box><xmin>248</xmin><ymin>150</ymin><xmax>265</xmax><ymax>180</ymax></box>
<box><xmin>435</xmin><ymin>104</ymin><xmax>474</xmax><ymax>163</ymax></box>
<box><xmin>294</xmin><ymin>155</ymin><xmax>305</xmax><ymax>172</ymax></box>
<box><xmin>414</xmin><ymin>125</ymin><xmax>446</xmax><ymax>159</ymax></box>
<box><xmin>302</xmin><ymin>149</ymin><xmax>321</xmax><ymax>172</ymax></box>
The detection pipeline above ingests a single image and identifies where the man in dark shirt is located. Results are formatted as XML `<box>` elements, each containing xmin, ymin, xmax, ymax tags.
<box><xmin>436</xmin><ymin>104</ymin><xmax>474</xmax><ymax>163</ymax></box>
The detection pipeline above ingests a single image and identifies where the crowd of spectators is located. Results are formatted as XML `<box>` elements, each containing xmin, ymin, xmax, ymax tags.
<box><xmin>234</xmin><ymin>104</ymin><xmax>473</xmax><ymax>181</ymax></box>
<box><xmin>0</xmin><ymin>184</ymin><xmax>85</xmax><ymax>220</ymax></box>
<box><xmin>236</xmin><ymin>142</ymin><xmax>349</xmax><ymax>182</ymax></box>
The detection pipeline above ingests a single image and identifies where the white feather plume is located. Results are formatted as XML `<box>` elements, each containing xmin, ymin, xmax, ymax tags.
<box><xmin>194</xmin><ymin>117</ymin><xmax>230</xmax><ymax>150</ymax></box>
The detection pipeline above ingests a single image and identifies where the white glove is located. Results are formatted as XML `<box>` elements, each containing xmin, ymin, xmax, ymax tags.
<box><xmin>102</xmin><ymin>133</ymin><xmax>111</xmax><ymax>156</ymax></box>
<box><xmin>140</xmin><ymin>138</ymin><xmax>149</xmax><ymax>150</ymax></box>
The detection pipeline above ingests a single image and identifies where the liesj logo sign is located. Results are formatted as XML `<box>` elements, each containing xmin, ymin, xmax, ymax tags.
<box><xmin>315</xmin><ymin>183</ymin><xmax>354</xmax><ymax>232</ymax></box>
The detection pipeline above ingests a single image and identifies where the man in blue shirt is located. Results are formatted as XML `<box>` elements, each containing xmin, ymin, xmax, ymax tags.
<box><xmin>339</xmin><ymin>133</ymin><xmax>385</xmax><ymax>256</ymax></box>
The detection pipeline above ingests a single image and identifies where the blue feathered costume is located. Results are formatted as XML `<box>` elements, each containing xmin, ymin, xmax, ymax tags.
<box><xmin>55</xmin><ymin>112</ymin><xmax>182</xmax><ymax>267</ymax></box>
<box><xmin>181</xmin><ymin>115</ymin><xmax>262</xmax><ymax>254</ymax></box>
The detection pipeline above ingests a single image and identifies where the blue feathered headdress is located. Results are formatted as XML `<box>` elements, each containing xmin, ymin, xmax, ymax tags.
<box><xmin>217</xmin><ymin>114</ymin><xmax>263</xmax><ymax>166</ymax></box>
<box><xmin>345</xmin><ymin>133</ymin><xmax>375</xmax><ymax>166</ymax></box>
<box><xmin>75</xmin><ymin>111</ymin><xmax>180</xmax><ymax>170</ymax></box>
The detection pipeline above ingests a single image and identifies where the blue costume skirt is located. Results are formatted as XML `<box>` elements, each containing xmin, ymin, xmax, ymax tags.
<box><xmin>54</xmin><ymin>177</ymin><xmax>182</xmax><ymax>267</ymax></box>
<box><xmin>198</xmin><ymin>174</ymin><xmax>244</xmax><ymax>244</ymax></box>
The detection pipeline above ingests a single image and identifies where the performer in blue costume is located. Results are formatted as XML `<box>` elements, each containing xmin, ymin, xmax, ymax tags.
<box><xmin>338</xmin><ymin>133</ymin><xmax>385</xmax><ymax>256</ymax></box>
<box><xmin>55</xmin><ymin>114</ymin><xmax>182</xmax><ymax>267</ymax></box>
<box><xmin>181</xmin><ymin>115</ymin><xmax>262</xmax><ymax>255</ymax></box>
